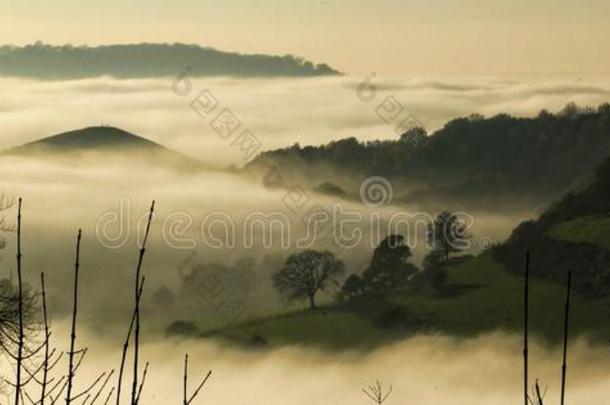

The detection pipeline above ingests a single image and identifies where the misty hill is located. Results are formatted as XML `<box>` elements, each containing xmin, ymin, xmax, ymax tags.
<box><xmin>188</xmin><ymin>106</ymin><xmax>610</xmax><ymax>350</ymax></box>
<box><xmin>5</xmin><ymin>126</ymin><xmax>205</xmax><ymax>169</ymax></box>
<box><xmin>494</xmin><ymin>156</ymin><xmax>610</xmax><ymax>299</ymax></box>
<box><xmin>188</xmin><ymin>160</ymin><xmax>610</xmax><ymax>350</ymax></box>
<box><xmin>246</xmin><ymin>103</ymin><xmax>610</xmax><ymax>211</ymax></box>
<box><xmin>0</xmin><ymin>43</ymin><xmax>340</xmax><ymax>79</ymax></box>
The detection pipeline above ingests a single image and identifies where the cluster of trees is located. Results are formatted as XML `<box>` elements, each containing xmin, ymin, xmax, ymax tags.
<box><xmin>268</xmin><ymin>140</ymin><xmax>610</xmax><ymax>299</ymax></box>
<box><xmin>339</xmin><ymin>234</ymin><xmax>417</xmax><ymax>301</ymax></box>
<box><xmin>272</xmin><ymin>211</ymin><xmax>470</xmax><ymax>309</ymax></box>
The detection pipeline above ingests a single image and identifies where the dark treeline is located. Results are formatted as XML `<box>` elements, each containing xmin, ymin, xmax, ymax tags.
<box><xmin>248</xmin><ymin>103</ymin><xmax>610</xmax><ymax>209</ymax></box>
<box><xmin>0</xmin><ymin>42</ymin><xmax>340</xmax><ymax>79</ymax></box>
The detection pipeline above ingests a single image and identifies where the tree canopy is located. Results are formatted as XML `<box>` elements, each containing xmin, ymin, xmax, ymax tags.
<box><xmin>427</xmin><ymin>212</ymin><xmax>470</xmax><ymax>261</ymax></box>
<box><xmin>272</xmin><ymin>250</ymin><xmax>345</xmax><ymax>309</ymax></box>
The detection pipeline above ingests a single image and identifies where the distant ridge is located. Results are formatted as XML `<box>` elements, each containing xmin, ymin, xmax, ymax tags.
<box><xmin>5</xmin><ymin>126</ymin><xmax>206</xmax><ymax>169</ymax></box>
<box><xmin>11</xmin><ymin>126</ymin><xmax>165</xmax><ymax>152</ymax></box>
<box><xmin>246</xmin><ymin>105</ymin><xmax>610</xmax><ymax>210</ymax></box>
<box><xmin>0</xmin><ymin>43</ymin><xmax>341</xmax><ymax>79</ymax></box>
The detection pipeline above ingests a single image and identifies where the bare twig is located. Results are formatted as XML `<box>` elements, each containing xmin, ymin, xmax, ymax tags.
<box><xmin>71</xmin><ymin>372</ymin><xmax>106</xmax><ymax>401</ymax></box>
<box><xmin>72</xmin><ymin>349</ymin><xmax>88</xmax><ymax>375</ymax></box>
<box><xmin>362</xmin><ymin>380</ymin><xmax>392</xmax><ymax>405</ymax></box>
<box><xmin>527</xmin><ymin>379</ymin><xmax>546</xmax><ymax>405</ymax></box>
<box><xmin>115</xmin><ymin>278</ymin><xmax>145</xmax><ymax>405</ymax></box>
<box><xmin>134</xmin><ymin>364</ymin><xmax>148</xmax><ymax>405</ymax></box>
<box><xmin>46</xmin><ymin>376</ymin><xmax>66</xmax><ymax>401</ymax></box>
<box><xmin>102</xmin><ymin>388</ymin><xmax>114</xmax><ymax>405</ymax></box>
<box><xmin>182</xmin><ymin>355</ymin><xmax>212</xmax><ymax>405</ymax></box>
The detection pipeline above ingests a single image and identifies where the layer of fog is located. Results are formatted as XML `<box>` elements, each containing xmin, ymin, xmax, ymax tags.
<box><xmin>0</xmin><ymin>152</ymin><xmax>530</xmax><ymax>337</ymax></box>
<box><xmin>9</xmin><ymin>328</ymin><xmax>609</xmax><ymax>405</ymax></box>
<box><xmin>0</xmin><ymin>74</ymin><xmax>608</xmax><ymax>403</ymax></box>
<box><xmin>1</xmin><ymin>75</ymin><xmax>610</xmax><ymax>168</ymax></box>
<box><xmin>1</xmin><ymin>73</ymin><xmax>603</xmax><ymax>333</ymax></box>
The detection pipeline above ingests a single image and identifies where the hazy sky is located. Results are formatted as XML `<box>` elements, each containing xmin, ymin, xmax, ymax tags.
<box><xmin>1</xmin><ymin>0</ymin><xmax>609</xmax><ymax>76</ymax></box>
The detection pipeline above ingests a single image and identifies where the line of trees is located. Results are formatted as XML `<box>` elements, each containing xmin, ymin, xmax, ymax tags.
<box><xmin>271</xmin><ymin>211</ymin><xmax>470</xmax><ymax>309</ymax></box>
<box><xmin>249</xmin><ymin>103</ymin><xmax>610</xmax><ymax>211</ymax></box>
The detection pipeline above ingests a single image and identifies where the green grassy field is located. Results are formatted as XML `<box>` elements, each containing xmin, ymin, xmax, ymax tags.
<box><xmin>548</xmin><ymin>215</ymin><xmax>610</xmax><ymax>250</ymax></box>
<box><xmin>391</xmin><ymin>255</ymin><xmax>610</xmax><ymax>341</ymax></box>
<box><xmin>208</xmin><ymin>308</ymin><xmax>399</xmax><ymax>350</ymax></box>
<box><xmin>204</xmin><ymin>254</ymin><xmax>610</xmax><ymax>350</ymax></box>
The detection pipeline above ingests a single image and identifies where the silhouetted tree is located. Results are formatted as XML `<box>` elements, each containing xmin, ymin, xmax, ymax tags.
<box><xmin>0</xmin><ymin>280</ymin><xmax>38</xmax><ymax>352</ymax></box>
<box><xmin>272</xmin><ymin>250</ymin><xmax>345</xmax><ymax>309</ymax></box>
<box><xmin>559</xmin><ymin>102</ymin><xmax>580</xmax><ymax>118</ymax></box>
<box><xmin>399</xmin><ymin>127</ymin><xmax>427</xmax><ymax>146</ymax></box>
<box><xmin>598</xmin><ymin>102</ymin><xmax>610</xmax><ymax>114</ymax></box>
<box><xmin>427</xmin><ymin>212</ymin><xmax>470</xmax><ymax>261</ymax></box>
<box><xmin>0</xmin><ymin>194</ymin><xmax>31</xmax><ymax>356</ymax></box>
<box><xmin>415</xmin><ymin>249</ymin><xmax>448</xmax><ymax>292</ymax></box>
<box><xmin>362</xmin><ymin>235</ymin><xmax>417</xmax><ymax>291</ymax></box>
<box><xmin>339</xmin><ymin>274</ymin><xmax>365</xmax><ymax>300</ymax></box>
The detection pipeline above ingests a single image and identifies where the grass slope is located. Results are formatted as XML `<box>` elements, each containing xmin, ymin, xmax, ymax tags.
<box><xmin>391</xmin><ymin>255</ymin><xmax>609</xmax><ymax>341</ymax></box>
<box><xmin>208</xmin><ymin>309</ymin><xmax>397</xmax><ymax>350</ymax></box>
<box><xmin>547</xmin><ymin>215</ymin><xmax>610</xmax><ymax>250</ymax></box>
<box><xmin>204</xmin><ymin>254</ymin><xmax>610</xmax><ymax>350</ymax></box>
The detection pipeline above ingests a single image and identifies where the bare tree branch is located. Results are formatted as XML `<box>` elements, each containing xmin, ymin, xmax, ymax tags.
<box><xmin>115</xmin><ymin>277</ymin><xmax>145</xmax><ymax>405</ymax></box>
<box><xmin>182</xmin><ymin>355</ymin><xmax>212</xmax><ymax>405</ymax></box>
<box><xmin>66</xmin><ymin>229</ymin><xmax>82</xmax><ymax>405</ymax></box>
<box><xmin>130</xmin><ymin>201</ymin><xmax>154</xmax><ymax>405</ymax></box>
<box><xmin>14</xmin><ymin>198</ymin><xmax>24</xmax><ymax>405</ymax></box>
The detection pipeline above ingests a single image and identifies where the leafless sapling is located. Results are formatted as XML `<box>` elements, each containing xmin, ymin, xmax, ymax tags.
<box><xmin>362</xmin><ymin>380</ymin><xmax>393</xmax><ymax>405</ymax></box>
<box><xmin>182</xmin><ymin>354</ymin><xmax>212</xmax><ymax>405</ymax></box>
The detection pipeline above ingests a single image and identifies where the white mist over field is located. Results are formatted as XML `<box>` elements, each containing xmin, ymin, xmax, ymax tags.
<box><xmin>0</xmin><ymin>153</ymin><xmax>528</xmax><ymax>330</ymax></box>
<box><xmin>9</xmin><ymin>328</ymin><xmax>607</xmax><ymax>405</ymax></box>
